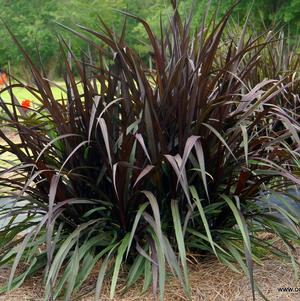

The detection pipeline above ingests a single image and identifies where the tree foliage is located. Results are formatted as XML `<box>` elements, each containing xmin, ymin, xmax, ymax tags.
<box><xmin>0</xmin><ymin>0</ymin><xmax>299</xmax><ymax>75</ymax></box>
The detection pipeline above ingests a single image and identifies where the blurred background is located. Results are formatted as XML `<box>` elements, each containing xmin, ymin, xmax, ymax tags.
<box><xmin>0</xmin><ymin>0</ymin><xmax>299</xmax><ymax>78</ymax></box>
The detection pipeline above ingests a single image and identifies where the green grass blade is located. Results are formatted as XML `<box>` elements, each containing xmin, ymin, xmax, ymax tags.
<box><xmin>126</xmin><ymin>202</ymin><xmax>149</xmax><ymax>259</ymax></box>
<box><xmin>190</xmin><ymin>186</ymin><xmax>218</xmax><ymax>258</ymax></box>
<box><xmin>110</xmin><ymin>233</ymin><xmax>130</xmax><ymax>299</ymax></box>
<box><xmin>171</xmin><ymin>199</ymin><xmax>190</xmax><ymax>295</ymax></box>
<box><xmin>221</xmin><ymin>195</ymin><xmax>255</xmax><ymax>301</ymax></box>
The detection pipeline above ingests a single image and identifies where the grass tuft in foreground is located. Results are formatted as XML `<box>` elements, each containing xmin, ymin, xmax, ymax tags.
<box><xmin>0</xmin><ymin>2</ymin><xmax>299</xmax><ymax>300</ymax></box>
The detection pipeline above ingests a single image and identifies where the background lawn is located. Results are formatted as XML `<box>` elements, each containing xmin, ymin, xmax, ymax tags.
<box><xmin>1</xmin><ymin>82</ymin><xmax>70</xmax><ymax>103</ymax></box>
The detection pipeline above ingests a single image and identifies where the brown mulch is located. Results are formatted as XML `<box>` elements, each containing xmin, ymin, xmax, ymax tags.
<box><xmin>0</xmin><ymin>247</ymin><xmax>299</xmax><ymax>301</ymax></box>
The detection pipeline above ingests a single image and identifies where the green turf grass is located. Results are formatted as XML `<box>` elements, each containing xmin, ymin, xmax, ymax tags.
<box><xmin>0</xmin><ymin>81</ymin><xmax>70</xmax><ymax>103</ymax></box>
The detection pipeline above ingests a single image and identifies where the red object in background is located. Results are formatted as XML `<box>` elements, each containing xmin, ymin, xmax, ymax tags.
<box><xmin>21</xmin><ymin>99</ymin><xmax>31</xmax><ymax>111</ymax></box>
<box><xmin>0</xmin><ymin>72</ymin><xmax>7</xmax><ymax>86</ymax></box>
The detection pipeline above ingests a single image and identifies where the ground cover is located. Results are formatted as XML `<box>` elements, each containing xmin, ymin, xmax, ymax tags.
<box><xmin>0</xmin><ymin>244</ymin><xmax>299</xmax><ymax>301</ymax></box>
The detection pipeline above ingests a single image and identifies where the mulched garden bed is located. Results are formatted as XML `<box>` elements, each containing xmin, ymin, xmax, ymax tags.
<box><xmin>0</xmin><ymin>246</ymin><xmax>299</xmax><ymax>301</ymax></box>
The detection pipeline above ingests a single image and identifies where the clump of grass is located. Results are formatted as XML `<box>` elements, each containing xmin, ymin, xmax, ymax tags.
<box><xmin>0</xmin><ymin>1</ymin><xmax>299</xmax><ymax>300</ymax></box>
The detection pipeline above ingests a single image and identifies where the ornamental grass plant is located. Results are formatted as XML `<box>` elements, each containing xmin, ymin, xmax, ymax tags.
<box><xmin>0</xmin><ymin>1</ymin><xmax>299</xmax><ymax>300</ymax></box>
